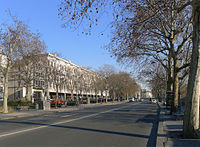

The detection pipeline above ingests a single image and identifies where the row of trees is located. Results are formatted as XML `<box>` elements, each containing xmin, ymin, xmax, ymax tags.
<box><xmin>0</xmin><ymin>15</ymin><xmax>140</xmax><ymax>112</ymax></box>
<box><xmin>97</xmin><ymin>64</ymin><xmax>140</xmax><ymax>100</ymax></box>
<box><xmin>58</xmin><ymin>0</ymin><xmax>200</xmax><ymax>138</ymax></box>
<box><xmin>43</xmin><ymin>62</ymin><xmax>140</xmax><ymax>105</ymax></box>
<box><xmin>140</xmin><ymin>61</ymin><xmax>188</xmax><ymax>103</ymax></box>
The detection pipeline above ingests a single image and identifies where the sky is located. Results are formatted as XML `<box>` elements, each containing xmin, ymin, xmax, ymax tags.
<box><xmin>0</xmin><ymin>0</ymin><xmax>127</xmax><ymax>72</ymax></box>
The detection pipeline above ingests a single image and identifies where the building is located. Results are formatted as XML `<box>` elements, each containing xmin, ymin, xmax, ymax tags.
<box><xmin>141</xmin><ymin>89</ymin><xmax>152</xmax><ymax>98</ymax></box>
<box><xmin>8</xmin><ymin>53</ymin><xmax>108</xmax><ymax>103</ymax></box>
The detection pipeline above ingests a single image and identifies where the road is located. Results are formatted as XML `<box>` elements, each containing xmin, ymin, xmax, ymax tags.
<box><xmin>0</xmin><ymin>101</ymin><xmax>159</xmax><ymax>147</ymax></box>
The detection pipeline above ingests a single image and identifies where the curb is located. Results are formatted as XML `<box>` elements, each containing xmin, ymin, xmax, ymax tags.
<box><xmin>156</xmin><ymin>103</ymin><xmax>169</xmax><ymax>147</ymax></box>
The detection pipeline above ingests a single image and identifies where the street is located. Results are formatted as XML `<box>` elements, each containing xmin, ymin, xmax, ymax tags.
<box><xmin>0</xmin><ymin>101</ymin><xmax>159</xmax><ymax>147</ymax></box>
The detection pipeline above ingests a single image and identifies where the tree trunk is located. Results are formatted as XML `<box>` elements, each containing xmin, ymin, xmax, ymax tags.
<box><xmin>3</xmin><ymin>70</ymin><xmax>9</xmax><ymax>113</ymax></box>
<box><xmin>86</xmin><ymin>93</ymin><xmax>90</xmax><ymax>104</ymax></box>
<box><xmin>166</xmin><ymin>66</ymin><xmax>174</xmax><ymax>106</ymax></box>
<box><xmin>105</xmin><ymin>92</ymin><xmax>108</xmax><ymax>103</ymax></box>
<box><xmin>85</xmin><ymin>88</ymin><xmax>89</xmax><ymax>104</ymax></box>
<box><xmin>96</xmin><ymin>91</ymin><xmax>98</xmax><ymax>103</ymax></box>
<box><xmin>172</xmin><ymin>59</ymin><xmax>179</xmax><ymax>113</ymax></box>
<box><xmin>46</xmin><ymin>88</ymin><xmax>49</xmax><ymax>100</ymax></box>
<box><xmin>71</xmin><ymin>90</ymin><xmax>73</xmax><ymax>100</ymax></box>
<box><xmin>184</xmin><ymin>1</ymin><xmax>200</xmax><ymax>138</ymax></box>
<box><xmin>26</xmin><ymin>84</ymin><xmax>31</xmax><ymax>101</ymax></box>
<box><xmin>56</xmin><ymin>85</ymin><xmax>59</xmax><ymax>108</ymax></box>
<box><xmin>3</xmin><ymin>46</ymin><xmax>13</xmax><ymax>113</ymax></box>
<box><xmin>113</xmin><ymin>91</ymin><xmax>116</xmax><ymax>102</ymax></box>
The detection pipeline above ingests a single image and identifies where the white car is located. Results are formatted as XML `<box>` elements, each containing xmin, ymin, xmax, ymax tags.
<box><xmin>140</xmin><ymin>99</ymin><xmax>144</xmax><ymax>102</ymax></box>
<box><xmin>152</xmin><ymin>99</ymin><xmax>157</xmax><ymax>104</ymax></box>
<box><xmin>129</xmin><ymin>98</ymin><xmax>135</xmax><ymax>102</ymax></box>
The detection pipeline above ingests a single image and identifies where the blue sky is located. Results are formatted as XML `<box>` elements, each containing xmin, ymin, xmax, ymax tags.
<box><xmin>0</xmin><ymin>0</ymin><xmax>127</xmax><ymax>72</ymax></box>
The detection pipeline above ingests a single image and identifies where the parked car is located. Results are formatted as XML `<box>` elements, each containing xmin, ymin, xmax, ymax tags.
<box><xmin>107</xmin><ymin>97</ymin><xmax>112</xmax><ymax>102</ymax></box>
<box><xmin>51</xmin><ymin>99</ymin><xmax>65</xmax><ymax>107</ymax></box>
<box><xmin>152</xmin><ymin>99</ymin><xmax>157</xmax><ymax>104</ymax></box>
<box><xmin>129</xmin><ymin>97</ymin><xmax>135</xmax><ymax>102</ymax></box>
<box><xmin>67</xmin><ymin>99</ymin><xmax>78</xmax><ymax>106</ymax></box>
<box><xmin>139</xmin><ymin>98</ymin><xmax>144</xmax><ymax>102</ymax></box>
<box><xmin>81</xmin><ymin>98</ymin><xmax>87</xmax><ymax>104</ymax></box>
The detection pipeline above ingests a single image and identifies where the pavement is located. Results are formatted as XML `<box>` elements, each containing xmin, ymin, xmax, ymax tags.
<box><xmin>0</xmin><ymin>101</ymin><xmax>125</xmax><ymax>120</ymax></box>
<box><xmin>157</xmin><ymin>103</ymin><xmax>200</xmax><ymax>147</ymax></box>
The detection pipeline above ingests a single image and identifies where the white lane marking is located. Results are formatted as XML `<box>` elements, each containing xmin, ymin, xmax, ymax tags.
<box><xmin>0</xmin><ymin>104</ymin><xmax>134</xmax><ymax>138</ymax></box>
<box><xmin>61</xmin><ymin>114</ymin><xmax>76</xmax><ymax>118</ymax></box>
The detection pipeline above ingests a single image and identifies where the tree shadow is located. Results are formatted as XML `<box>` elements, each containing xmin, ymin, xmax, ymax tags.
<box><xmin>167</xmin><ymin>124</ymin><xmax>183</xmax><ymax>130</ymax></box>
<box><xmin>134</xmin><ymin>104</ymin><xmax>160</xmax><ymax>147</ymax></box>
<box><xmin>0</xmin><ymin>119</ymin><xmax>149</xmax><ymax>139</ymax></box>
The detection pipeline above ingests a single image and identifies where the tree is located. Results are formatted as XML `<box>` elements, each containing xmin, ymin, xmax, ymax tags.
<box><xmin>182</xmin><ymin>0</ymin><xmax>200</xmax><ymax>138</ymax></box>
<box><xmin>0</xmin><ymin>16</ymin><xmax>44</xmax><ymax>113</ymax></box>
<box><xmin>12</xmin><ymin>38</ymin><xmax>46</xmax><ymax>101</ymax></box>
<box><xmin>140</xmin><ymin>63</ymin><xmax>167</xmax><ymax>101</ymax></box>
<box><xmin>83</xmin><ymin>72</ymin><xmax>92</xmax><ymax>104</ymax></box>
<box><xmin>96</xmin><ymin>64</ymin><xmax>117</xmax><ymax>101</ymax></box>
<box><xmin>104</xmin><ymin>71</ymin><xmax>139</xmax><ymax>101</ymax></box>
<box><xmin>47</xmin><ymin>60</ymin><xmax>66</xmax><ymax>107</ymax></box>
<box><xmin>64</xmin><ymin>66</ymin><xmax>78</xmax><ymax>101</ymax></box>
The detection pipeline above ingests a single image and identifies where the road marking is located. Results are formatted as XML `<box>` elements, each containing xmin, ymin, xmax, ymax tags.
<box><xmin>61</xmin><ymin>114</ymin><xmax>76</xmax><ymax>118</ymax></box>
<box><xmin>0</xmin><ymin>103</ymin><xmax>135</xmax><ymax>138</ymax></box>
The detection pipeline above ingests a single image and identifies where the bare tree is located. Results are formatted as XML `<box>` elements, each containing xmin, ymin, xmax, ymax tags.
<box><xmin>181</xmin><ymin>0</ymin><xmax>200</xmax><ymax>138</ymax></box>
<box><xmin>64</xmin><ymin>66</ymin><xmax>78</xmax><ymax>101</ymax></box>
<box><xmin>12</xmin><ymin>37</ymin><xmax>46</xmax><ymax>101</ymax></box>
<box><xmin>45</xmin><ymin>59</ymin><xmax>65</xmax><ymax>107</ymax></box>
<box><xmin>0</xmin><ymin>15</ymin><xmax>45</xmax><ymax>113</ymax></box>
<box><xmin>96</xmin><ymin>64</ymin><xmax>117</xmax><ymax>102</ymax></box>
<box><xmin>142</xmin><ymin>63</ymin><xmax>167</xmax><ymax>101</ymax></box>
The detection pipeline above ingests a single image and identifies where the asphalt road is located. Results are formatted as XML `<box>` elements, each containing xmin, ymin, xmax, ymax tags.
<box><xmin>0</xmin><ymin>101</ymin><xmax>159</xmax><ymax>147</ymax></box>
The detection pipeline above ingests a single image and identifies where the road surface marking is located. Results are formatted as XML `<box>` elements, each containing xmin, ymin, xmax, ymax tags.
<box><xmin>61</xmin><ymin>114</ymin><xmax>76</xmax><ymax>118</ymax></box>
<box><xmin>0</xmin><ymin>103</ymin><xmax>135</xmax><ymax>138</ymax></box>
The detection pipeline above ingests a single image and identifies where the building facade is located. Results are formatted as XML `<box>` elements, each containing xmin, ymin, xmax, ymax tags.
<box><xmin>8</xmin><ymin>53</ymin><xmax>108</xmax><ymax>103</ymax></box>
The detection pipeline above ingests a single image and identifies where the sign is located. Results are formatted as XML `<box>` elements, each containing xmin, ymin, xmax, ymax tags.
<box><xmin>166</xmin><ymin>90</ymin><xmax>175</xmax><ymax>93</ymax></box>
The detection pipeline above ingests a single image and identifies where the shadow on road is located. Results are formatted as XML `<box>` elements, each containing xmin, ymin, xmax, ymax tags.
<box><xmin>0</xmin><ymin>119</ymin><xmax>149</xmax><ymax>139</ymax></box>
<box><xmin>135</xmin><ymin>104</ymin><xmax>160</xmax><ymax>147</ymax></box>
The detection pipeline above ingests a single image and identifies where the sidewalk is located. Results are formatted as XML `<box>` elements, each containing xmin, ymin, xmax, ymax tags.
<box><xmin>0</xmin><ymin>101</ymin><xmax>126</xmax><ymax>120</ymax></box>
<box><xmin>157</xmin><ymin>103</ymin><xmax>200</xmax><ymax>147</ymax></box>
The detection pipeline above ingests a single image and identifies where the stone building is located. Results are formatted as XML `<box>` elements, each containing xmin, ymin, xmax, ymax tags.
<box><xmin>8</xmin><ymin>53</ymin><xmax>108</xmax><ymax>103</ymax></box>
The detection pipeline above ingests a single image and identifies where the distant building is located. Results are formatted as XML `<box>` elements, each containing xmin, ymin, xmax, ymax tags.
<box><xmin>141</xmin><ymin>89</ymin><xmax>152</xmax><ymax>98</ymax></box>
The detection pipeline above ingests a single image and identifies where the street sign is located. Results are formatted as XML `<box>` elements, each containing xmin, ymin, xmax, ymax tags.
<box><xmin>166</xmin><ymin>90</ymin><xmax>175</xmax><ymax>93</ymax></box>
